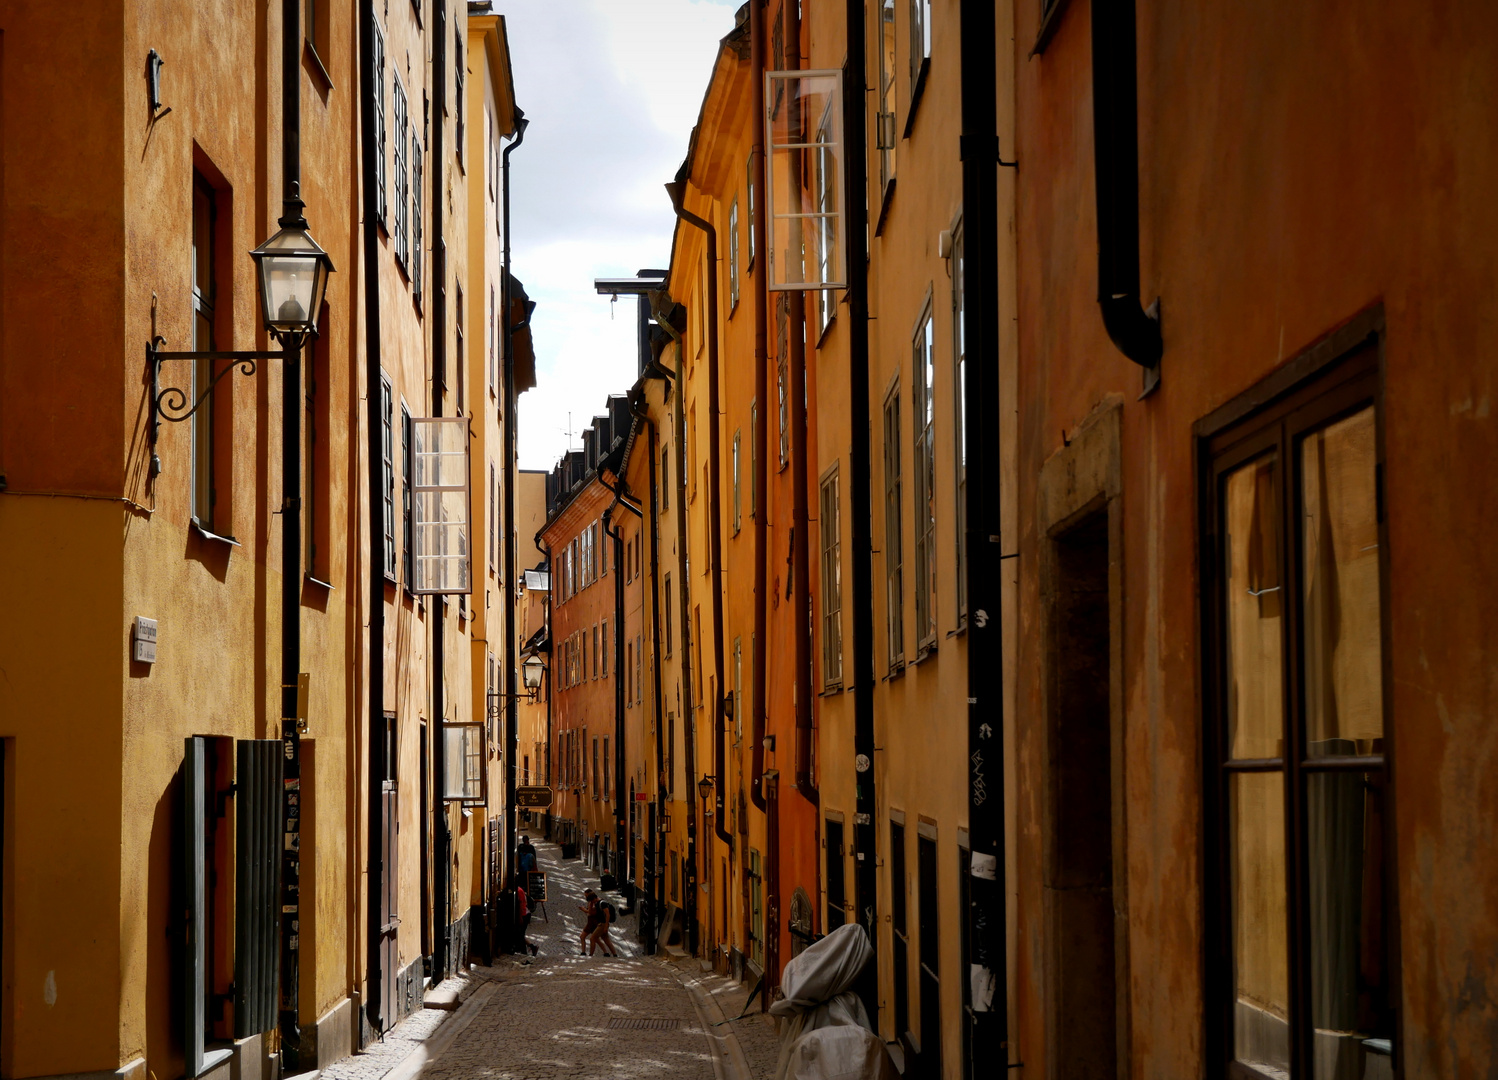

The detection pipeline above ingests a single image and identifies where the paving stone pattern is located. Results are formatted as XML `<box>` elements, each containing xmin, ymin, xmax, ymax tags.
<box><xmin>321</xmin><ymin>973</ymin><xmax>477</xmax><ymax>1080</ymax></box>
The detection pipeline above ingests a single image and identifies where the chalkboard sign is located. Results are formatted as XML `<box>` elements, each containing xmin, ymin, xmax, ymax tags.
<box><xmin>525</xmin><ymin>870</ymin><xmax>547</xmax><ymax>903</ymax></box>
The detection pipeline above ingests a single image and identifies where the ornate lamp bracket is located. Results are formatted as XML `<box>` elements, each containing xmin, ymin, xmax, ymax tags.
<box><xmin>147</xmin><ymin>336</ymin><xmax>288</xmax><ymax>472</ymax></box>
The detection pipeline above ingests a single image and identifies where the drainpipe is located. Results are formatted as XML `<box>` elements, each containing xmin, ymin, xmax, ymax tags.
<box><xmin>961</xmin><ymin>0</ymin><xmax>1009</xmax><ymax>1064</ymax></box>
<box><xmin>431</xmin><ymin>0</ymin><xmax>451</xmax><ymax>978</ymax></box>
<box><xmin>644</xmin><ymin>408</ymin><xmax>667</xmax><ymax>949</ymax></box>
<box><xmin>538</xmin><ymin>536</ymin><xmax>554</xmax><ymax>818</ymax></box>
<box><xmin>843</xmin><ymin>0</ymin><xmax>879</xmax><ymax>1022</ymax></box>
<box><xmin>1092</xmin><ymin>0</ymin><xmax>1162</xmax><ymax>378</ymax></box>
<box><xmin>502</xmin><ymin>111</ymin><xmax>529</xmax><ymax>896</ymax></box>
<box><xmin>648</xmin><ymin>294</ymin><xmax>699</xmax><ymax>955</ymax></box>
<box><xmin>601</xmin><ymin>473</ymin><xmax>643</xmax><ymax>896</ymax></box>
<box><xmin>786</xmin><ymin>0</ymin><xmax>817</xmax><ymax>813</ymax></box>
<box><xmin>278</xmin><ymin>0</ymin><xmax>305</xmax><ymax>1060</ymax></box>
<box><xmin>665</xmin><ymin>183</ymin><xmax>735</xmax><ymax>860</ymax></box>
<box><xmin>748</xmin><ymin>0</ymin><xmax>768</xmax><ymax>819</ymax></box>
<box><xmin>358</xmin><ymin>0</ymin><xmax>387</xmax><ymax>1039</ymax></box>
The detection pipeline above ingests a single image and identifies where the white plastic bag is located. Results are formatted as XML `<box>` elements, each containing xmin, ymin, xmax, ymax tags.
<box><xmin>769</xmin><ymin>924</ymin><xmax>896</xmax><ymax>1080</ymax></box>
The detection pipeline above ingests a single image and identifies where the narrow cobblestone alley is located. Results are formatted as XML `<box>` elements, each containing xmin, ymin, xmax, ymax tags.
<box><xmin>324</xmin><ymin>842</ymin><xmax>781</xmax><ymax>1080</ymax></box>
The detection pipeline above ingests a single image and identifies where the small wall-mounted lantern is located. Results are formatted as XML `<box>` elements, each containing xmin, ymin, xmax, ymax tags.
<box><xmin>146</xmin><ymin>50</ymin><xmax>170</xmax><ymax>118</ymax></box>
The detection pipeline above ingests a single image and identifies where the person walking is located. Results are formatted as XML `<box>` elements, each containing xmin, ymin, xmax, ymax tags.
<box><xmin>518</xmin><ymin>835</ymin><xmax>538</xmax><ymax>874</ymax></box>
<box><xmin>588</xmin><ymin>896</ymin><xmax>619</xmax><ymax>957</ymax></box>
<box><xmin>578</xmin><ymin>889</ymin><xmax>600</xmax><ymax>956</ymax></box>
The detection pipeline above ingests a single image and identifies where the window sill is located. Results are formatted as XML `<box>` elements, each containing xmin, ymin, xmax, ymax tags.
<box><xmin>874</xmin><ymin>178</ymin><xmax>897</xmax><ymax>237</ymax></box>
<box><xmin>903</xmin><ymin>60</ymin><xmax>930</xmax><ymax>140</ymax></box>
<box><xmin>1031</xmin><ymin>0</ymin><xmax>1073</xmax><ymax>57</ymax></box>
<box><xmin>304</xmin><ymin>574</ymin><xmax>334</xmax><ymax>592</ymax></box>
<box><xmin>191</xmin><ymin>519</ymin><xmax>240</xmax><ymax>547</ymax></box>
<box><xmin>820</xmin><ymin>682</ymin><xmax>843</xmax><ymax>697</ymax></box>
<box><xmin>947</xmin><ymin>619</ymin><xmax>967</xmax><ymax>639</ymax></box>
<box><xmin>914</xmin><ymin>641</ymin><xmax>937</xmax><ymax>665</ymax></box>
<box><xmin>883</xmin><ymin>660</ymin><xmax>906</xmax><ymax>682</ymax></box>
<box><xmin>303</xmin><ymin>40</ymin><xmax>334</xmax><ymax>93</ymax></box>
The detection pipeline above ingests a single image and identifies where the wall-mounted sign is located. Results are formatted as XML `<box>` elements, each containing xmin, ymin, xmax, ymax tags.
<box><xmin>515</xmin><ymin>786</ymin><xmax>553</xmax><ymax>809</ymax></box>
<box><xmin>133</xmin><ymin>617</ymin><xmax>157</xmax><ymax>664</ymax></box>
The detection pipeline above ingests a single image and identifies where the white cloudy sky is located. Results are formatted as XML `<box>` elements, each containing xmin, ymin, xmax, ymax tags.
<box><xmin>501</xmin><ymin>0</ymin><xmax>739</xmax><ymax>469</ymax></box>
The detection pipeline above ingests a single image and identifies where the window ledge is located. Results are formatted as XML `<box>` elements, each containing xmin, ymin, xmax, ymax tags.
<box><xmin>883</xmin><ymin>661</ymin><xmax>906</xmax><ymax>682</ymax></box>
<box><xmin>1030</xmin><ymin>0</ymin><xmax>1073</xmax><ymax>57</ymax></box>
<box><xmin>303</xmin><ymin>40</ymin><xmax>334</xmax><ymax>92</ymax></box>
<box><xmin>304</xmin><ymin>574</ymin><xmax>334</xmax><ymax>592</ymax></box>
<box><xmin>946</xmin><ymin>619</ymin><xmax>967</xmax><ymax>639</ymax></box>
<box><xmin>914</xmin><ymin>641</ymin><xmax>937</xmax><ymax>665</ymax></box>
<box><xmin>903</xmin><ymin>60</ymin><xmax>930</xmax><ymax>140</ymax></box>
<box><xmin>191</xmin><ymin>520</ymin><xmax>241</xmax><ymax>547</ymax></box>
<box><xmin>874</xmin><ymin>178</ymin><xmax>897</xmax><ymax>237</ymax></box>
<box><xmin>820</xmin><ymin>682</ymin><xmax>843</xmax><ymax>697</ymax></box>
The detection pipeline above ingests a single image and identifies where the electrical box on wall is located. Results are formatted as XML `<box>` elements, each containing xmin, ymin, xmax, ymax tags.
<box><xmin>133</xmin><ymin>617</ymin><xmax>157</xmax><ymax>664</ymax></box>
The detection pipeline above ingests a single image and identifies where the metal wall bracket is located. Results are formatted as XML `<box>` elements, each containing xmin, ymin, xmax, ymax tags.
<box><xmin>147</xmin><ymin>337</ymin><xmax>287</xmax><ymax>470</ymax></box>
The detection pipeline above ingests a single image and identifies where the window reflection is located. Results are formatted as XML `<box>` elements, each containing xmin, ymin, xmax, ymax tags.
<box><xmin>1231</xmin><ymin>771</ymin><xmax>1290</xmax><ymax>1079</ymax></box>
<box><xmin>1224</xmin><ymin>456</ymin><xmax>1284</xmax><ymax>760</ymax></box>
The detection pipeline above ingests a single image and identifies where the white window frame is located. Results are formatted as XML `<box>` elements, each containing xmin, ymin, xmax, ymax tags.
<box><xmin>764</xmin><ymin>69</ymin><xmax>846</xmax><ymax>291</ymax></box>
<box><xmin>411</xmin><ymin>416</ymin><xmax>473</xmax><ymax>595</ymax></box>
<box><xmin>912</xmin><ymin>298</ymin><xmax>937</xmax><ymax>650</ymax></box>
<box><xmin>820</xmin><ymin>463</ymin><xmax>843</xmax><ymax>687</ymax></box>
<box><xmin>442</xmin><ymin>722</ymin><xmax>486</xmax><ymax>804</ymax></box>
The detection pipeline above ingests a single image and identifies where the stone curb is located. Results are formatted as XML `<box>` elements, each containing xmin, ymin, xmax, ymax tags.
<box><xmin>380</xmin><ymin>981</ymin><xmax>497</xmax><ymax>1080</ymax></box>
<box><xmin>669</xmin><ymin>960</ymin><xmax>755</xmax><ymax>1080</ymax></box>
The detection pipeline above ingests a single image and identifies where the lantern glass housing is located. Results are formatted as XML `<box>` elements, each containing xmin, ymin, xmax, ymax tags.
<box><xmin>698</xmin><ymin>776</ymin><xmax>714</xmax><ymax>801</ymax></box>
<box><xmin>522</xmin><ymin>655</ymin><xmax>545</xmax><ymax>690</ymax></box>
<box><xmin>250</xmin><ymin>221</ymin><xmax>333</xmax><ymax>337</ymax></box>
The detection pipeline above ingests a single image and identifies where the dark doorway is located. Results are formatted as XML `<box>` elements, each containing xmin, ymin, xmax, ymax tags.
<box><xmin>917</xmin><ymin>833</ymin><xmax>942</xmax><ymax>1079</ymax></box>
<box><xmin>1045</xmin><ymin>508</ymin><xmax>1120</xmax><ymax>1078</ymax></box>
<box><xmin>381</xmin><ymin>713</ymin><xmax>399</xmax><ymax>1028</ymax></box>
<box><xmin>825</xmin><ymin>819</ymin><xmax>846</xmax><ymax>929</ymax></box>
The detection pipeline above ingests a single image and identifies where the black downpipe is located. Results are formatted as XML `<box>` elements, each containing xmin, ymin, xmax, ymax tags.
<box><xmin>645</xmin><ymin>413</ymin><xmax>667</xmax><ymax>949</ymax></box>
<box><xmin>665</xmin><ymin>186</ymin><xmax>734</xmax><ymax>856</ymax></box>
<box><xmin>844</xmin><ymin>0</ymin><xmax>879</xmax><ymax>1024</ymax></box>
<box><xmin>1092</xmin><ymin>0</ymin><xmax>1161</xmax><ymax>371</ymax></box>
<box><xmin>358</xmin><ymin>0</ymin><xmax>387</xmax><ymax>1040</ymax></box>
<box><xmin>430</xmin><ymin>0</ymin><xmax>450</xmax><ymax>979</ymax></box>
<box><xmin>278</xmin><ymin>0</ymin><xmax>305</xmax><ymax>1061</ymax></box>
<box><xmin>961</xmin><ymin>0</ymin><xmax>1009</xmax><ymax>1065</ymax></box>
<box><xmin>502</xmin><ymin>112</ymin><xmax>529</xmax><ymax>891</ymax></box>
<box><xmin>748</xmin><ymin>0</ymin><xmax>768</xmax><ymax>817</ymax></box>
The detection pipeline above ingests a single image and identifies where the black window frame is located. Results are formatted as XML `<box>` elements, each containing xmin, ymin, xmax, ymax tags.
<box><xmin>1197</xmin><ymin>311</ymin><xmax>1397</xmax><ymax>1080</ymax></box>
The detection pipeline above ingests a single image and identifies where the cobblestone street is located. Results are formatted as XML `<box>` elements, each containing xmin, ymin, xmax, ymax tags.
<box><xmin>325</xmin><ymin>841</ymin><xmax>781</xmax><ymax>1080</ymax></box>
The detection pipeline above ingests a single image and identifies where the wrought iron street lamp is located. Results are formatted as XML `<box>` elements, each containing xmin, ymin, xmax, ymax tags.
<box><xmin>249</xmin><ymin>198</ymin><xmax>334</xmax><ymax>341</ymax></box>
<box><xmin>522</xmin><ymin>655</ymin><xmax>546</xmax><ymax>696</ymax></box>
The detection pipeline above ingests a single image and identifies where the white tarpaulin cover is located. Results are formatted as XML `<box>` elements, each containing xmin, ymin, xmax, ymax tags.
<box><xmin>769</xmin><ymin>923</ymin><xmax>897</xmax><ymax>1080</ymax></box>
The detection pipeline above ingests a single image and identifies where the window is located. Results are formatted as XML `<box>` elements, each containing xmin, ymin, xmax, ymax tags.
<box><xmin>667</xmin><ymin>711</ymin><xmax>676</xmax><ymax>796</ymax></box>
<box><xmin>592</xmin><ymin>738</ymin><xmax>599</xmax><ymax>798</ymax></box>
<box><xmin>190</xmin><ymin>177</ymin><xmax>218</xmax><ymax>531</ymax></box>
<box><xmin>665</xmin><ymin>575</ymin><xmax>673</xmax><ymax>655</ymax></box>
<box><xmin>891</xmin><ymin>820</ymin><xmax>910</xmax><ymax>1038</ymax></box>
<box><xmin>728</xmin><ymin>198</ymin><xmax>741</xmax><ymax>311</ymax></box>
<box><xmin>489</xmin><ymin>463</ymin><xmax>496</xmax><ymax>570</ymax></box>
<box><xmin>381</xmin><ymin>376</ymin><xmax>396</xmax><ymax>579</ymax></box>
<box><xmin>764</xmin><ymin>69</ymin><xmax>844</xmax><ymax>290</ymax></box>
<box><xmin>1202</xmin><ymin>346</ymin><xmax>1391</xmax><ymax>1079</ymax></box>
<box><xmin>592</xmin><ymin>623</ymin><xmax>599</xmax><ymax>680</ymax></box>
<box><xmin>305</xmin><ymin>0</ymin><xmax>328</xmax><ymax>59</ymax></box>
<box><xmin>918</xmin><ymin>832</ymin><xmax>941</xmax><ymax>1076</ymax></box>
<box><xmin>952</xmin><ymin>226</ymin><xmax>967</xmax><ymax>623</ymax></box>
<box><xmin>732</xmin><ymin>429</ymin><xmax>743</xmax><ymax>535</ymax></box>
<box><xmin>750</xmin><ymin>401</ymin><xmax>758</xmax><ymax>517</ymax></box>
<box><xmin>909</xmin><ymin>0</ymin><xmax>932</xmax><ymax>104</ymax></box>
<box><xmin>306</xmin><ymin>309</ymin><xmax>330</xmax><ymax>579</ymax></box>
<box><xmin>745</xmin><ymin>153</ymin><xmax>757</xmax><ymax>267</ymax></box>
<box><xmin>912</xmin><ymin>303</ymin><xmax>937</xmax><ymax>649</ymax></box>
<box><xmin>603</xmin><ymin>736</ymin><xmax>610</xmax><ymax>799</ymax></box>
<box><xmin>626</xmin><ymin>638</ymin><xmax>634</xmax><ymax>705</ymax></box>
<box><xmin>820</xmin><ymin>464</ymin><xmax>843</xmax><ymax>687</ymax></box>
<box><xmin>454</xmin><ymin>25</ymin><xmax>465</xmax><ymax>168</ymax></box>
<box><xmin>826</xmin><ymin>819</ymin><xmax>846</xmax><ymax>929</ymax></box>
<box><xmin>884</xmin><ymin>383</ymin><xmax>905</xmax><ymax>667</ymax></box>
<box><xmin>601</xmin><ymin>619</ymin><xmax>608</xmax><ymax>677</ymax></box>
<box><xmin>401</xmin><ymin>404</ymin><xmax>413</xmax><ymax>585</ymax></box>
<box><xmin>749</xmin><ymin>849</ymin><xmax>764</xmax><ymax>965</ymax></box>
<box><xmin>411</xmin><ymin>133</ymin><xmax>424</xmax><ymax>301</ymax></box>
<box><xmin>778</xmin><ymin>337</ymin><xmax>789</xmax><ymax>468</ymax></box>
<box><xmin>393</xmin><ymin>75</ymin><xmax>408</xmax><ymax>269</ymax></box>
<box><xmin>690</xmin><ymin>406</ymin><xmax>699</xmax><ymax>500</ymax></box>
<box><xmin>442</xmin><ymin>723</ymin><xmax>485</xmax><ymax>803</ymax></box>
<box><xmin>635</xmin><ymin>634</ymin><xmax>643</xmax><ymax>705</ymax></box>
<box><xmin>411</xmin><ymin>417</ymin><xmax>472</xmax><ymax>594</ymax></box>
<box><xmin>662</xmin><ymin>446</ymin><xmax>670</xmax><ymax>511</ymax></box>
<box><xmin>371</xmin><ymin>14</ymin><xmax>386</xmax><ymax>226</ymax></box>
<box><xmin>877</xmin><ymin>0</ymin><xmax>898</xmax><ymax>194</ymax></box>
<box><xmin>455</xmin><ymin>287</ymin><xmax>465</xmax><ymax>415</ymax></box>
<box><xmin>733</xmin><ymin>636</ymin><xmax>743</xmax><ymax>742</ymax></box>
<box><xmin>489</xmin><ymin>285</ymin><xmax>497</xmax><ymax>394</ymax></box>
<box><xmin>813</xmin><ymin>99</ymin><xmax>839</xmax><ymax>334</ymax></box>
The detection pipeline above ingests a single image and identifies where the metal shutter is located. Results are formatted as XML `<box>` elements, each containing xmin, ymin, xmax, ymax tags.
<box><xmin>234</xmin><ymin>739</ymin><xmax>282</xmax><ymax>1037</ymax></box>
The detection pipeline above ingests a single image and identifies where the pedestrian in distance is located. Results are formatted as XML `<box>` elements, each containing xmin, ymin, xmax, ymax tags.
<box><xmin>518</xmin><ymin>835</ymin><xmax>538</xmax><ymax>873</ymax></box>
<box><xmin>588</xmin><ymin>896</ymin><xmax>619</xmax><ymax>957</ymax></box>
<box><xmin>579</xmin><ymin>888</ymin><xmax>599</xmax><ymax>955</ymax></box>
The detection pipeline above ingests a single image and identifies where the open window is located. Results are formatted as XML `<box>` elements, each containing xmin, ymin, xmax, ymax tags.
<box><xmin>442</xmin><ymin>722</ymin><xmax>486</xmax><ymax>804</ymax></box>
<box><xmin>411</xmin><ymin>416</ymin><xmax>472</xmax><ymax>595</ymax></box>
<box><xmin>764</xmin><ymin>69</ymin><xmax>845</xmax><ymax>291</ymax></box>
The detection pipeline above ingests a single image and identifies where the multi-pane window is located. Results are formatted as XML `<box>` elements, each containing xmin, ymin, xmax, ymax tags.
<box><xmin>732</xmin><ymin>430</ymin><xmax>742</xmax><ymax>535</ymax></box>
<box><xmin>820</xmin><ymin>464</ymin><xmax>843</xmax><ymax>687</ymax></box>
<box><xmin>952</xmin><ymin>226</ymin><xmax>967</xmax><ymax>623</ymax></box>
<box><xmin>592</xmin><ymin>737</ymin><xmax>599</xmax><ymax>797</ymax></box>
<box><xmin>489</xmin><ymin>463</ymin><xmax>497</xmax><ymax>570</ymax></box>
<box><xmin>912</xmin><ymin>305</ymin><xmax>937</xmax><ymax>648</ymax></box>
<box><xmin>664</xmin><ymin>575</ymin><xmax>674</xmax><ymax>655</ymax></box>
<box><xmin>909</xmin><ymin>0</ymin><xmax>932</xmax><ymax>95</ymax></box>
<box><xmin>489</xmin><ymin>285</ymin><xmax>497</xmax><ymax>394</ymax></box>
<box><xmin>190</xmin><ymin>177</ymin><xmax>217</xmax><ymax>530</ymax></box>
<box><xmin>778</xmin><ymin>348</ymin><xmax>789</xmax><ymax>468</ymax></box>
<box><xmin>603</xmin><ymin>736</ymin><xmax>610</xmax><ymax>799</ymax></box>
<box><xmin>745</xmin><ymin>153</ymin><xmax>756</xmax><ymax>266</ymax></box>
<box><xmin>1203</xmin><ymin>349</ymin><xmax>1391</xmax><ymax>1079</ymax></box>
<box><xmin>393</xmin><ymin>75</ymin><xmax>408</xmax><ymax>269</ymax></box>
<box><xmin>662</xmin><ymin>446</ymin><xmax>670</xmax><ymax>511</ymax></box>
<box><xmin>455</xmin><ymin>287</ymin><xmax>465</xmax><ymax>415</ymax></box>
<box><xmin>733</xmin><ymin>637</ymin><xmax>743</xmax><ymax>742</ymax></box>
<box><xmin>411</xmin><ymin>417</ymin><xmax>472</xmax><ymax>594</ymax></box>
<box><xmin>814</xmin><ymin>100</ymin><xmax>838</xmax><ymax>334</ymax></box>
<box><xmin>883</xmin><ymin>383</ymin><xmax>905</xmax><ymax>667</ymax></box>
<box><xmin>635</xmin><ymin>634</ymin><xmax>642</xmax><ymax>705</ymax></box>
<box><xmin>402</xmin><ymin>405</ymin><xmax>413</xmax><ymax>584</ymax></box>
<box><xmin>381</xmin><ymin>376</ymin><xmax>396</xmax><ymax>578</ymax></box>
<box><xmin>877</xmin><ymin>0</ymin><xmax>897</xmax><ymax>193</ymax></box>
<box><xmin>750</xmin><ymin>401</ymin><xmax>757</xmax><ymax>518</ymax></box>
<box><xmin>411</xmin><ymin>134</ymin><xmax>423</xmax><ymax>301</ymax></box>
<box><xmin>454</xmin><ymin>25</ymin><xmax>465</xmax><ymax>167</ymax></box>
<box><xmin>601</xmin><ymin>619</ymin><xmax>608</xmax><ymax>677</ymax></box>
<box><xmin>371</xmin><ymin>14</ymin><xmax>386</xmax><ymax>225</ymax></box>
<box><xmin>728</xmin><ymin>198</ymin><xmax>741</xmax><ymax>311</ymax></box>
